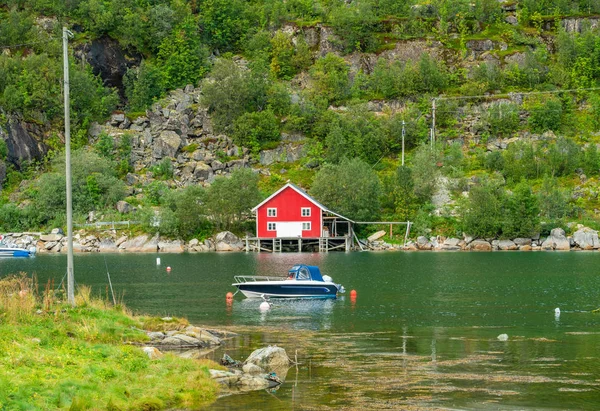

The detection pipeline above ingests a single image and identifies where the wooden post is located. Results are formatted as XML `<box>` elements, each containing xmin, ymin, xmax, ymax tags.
<box><xmin>298</xmin><ymin>238</ymin><xmax>302</xmax><ymax>252</ymax></box>
<box><xmin>257</xmin><ymin>239</ymin><xmax>261</xmax><ymax>253</ymax></box>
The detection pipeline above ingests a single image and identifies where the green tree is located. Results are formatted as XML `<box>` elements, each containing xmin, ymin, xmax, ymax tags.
<box><xmin>310</xmin><ymin>158</ymin><xmax>382</xmax><ymax>221</ymax></box>
<box><xmin>411</xmin><ymin>144</ymin><xmax>441</xmax><ymax>203</ymax></box>
<box><xmin>538</xmin><ymin>176</ymin><xmax>573</xmax><ymax>221</ymax></box>
<box><xmin>233</xmin><ymin>110</ymin><xmax>280</xmax><ymax>151</ymax></box>
<box><xmin>31</xmin><ymin>150</ymin><xmax>126</xmax><ymax>224</ymax></box>
<box><xmin>199</xmin><ymin>0</ymin><xmax>249</xmax><ymax>52</ymax></box>
<box><xmin>204</xmin><ymin>168</ymin><xmax>261</xmax><ymax>231</ymax></box>
<box><xmin>382</xmin><ymin>165</ymin><xmax>419</xmax><ymax>221</ymax></box>
<box><xmin>202</xmin><ymin>58</ymin><xmax>270</xmax><ymax>134</ymax></box>
<box><xmin>310</xmin><ymin>53</ymin><xmax>350</xmax><ymax>104</ymax></box>
<box><xmin>460</xmin><ymin>178</ymin><xmax>505</xmax><ymax>238</ymax></box>
<box><xmin>124</xmin><ymin>60</ymin><xmax>165</xmax><ymax>112</ymax></box>
<box><xmin>526</xmin><ymin>96</ymin><xmax>563</xmax><ymax>133</ymax></box>
<box><xmin>502</xmin><ymin>182</ymin><xmax>540</xmax><ymax>238</ymax></box>
<box><xmin>157</xmin><ymin>17</ymin><xmax>210</xmax><ymax>90</ymax></box>
<box><xmin>161</xmin><ymin>185</ymin><xmax>212</xmax><ymax>239</ymax></box>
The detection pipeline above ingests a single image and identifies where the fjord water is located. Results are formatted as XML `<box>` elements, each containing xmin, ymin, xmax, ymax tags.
<box><xmin>3</xmin><ymin>252</ymin><xmax>600</xmax><ymax>409</ymax></box>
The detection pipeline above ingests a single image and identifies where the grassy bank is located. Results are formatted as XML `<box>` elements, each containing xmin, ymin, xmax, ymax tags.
<box><xmin>0</xmin><ymin>274</ymin><xmax>219</xmax><ymax>410</ymax></box>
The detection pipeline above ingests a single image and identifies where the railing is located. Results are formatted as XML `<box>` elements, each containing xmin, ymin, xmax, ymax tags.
<box><xmin>74</xmin><ymin>221</ymin><xmax>139</xmax><ymax>229</ymax></box>
<box><xmin>233</xmin><ymin>275</ymin><xmax>286</xmax><ymax>283</ymax></box>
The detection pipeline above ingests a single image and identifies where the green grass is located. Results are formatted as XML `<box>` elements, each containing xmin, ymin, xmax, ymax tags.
<box><xmin>0</xmin><ymin>275</ymin><xmax>219</xmax><ymax>410</ymax></box>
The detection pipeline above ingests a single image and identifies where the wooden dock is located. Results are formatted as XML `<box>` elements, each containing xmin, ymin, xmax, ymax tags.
<box><xmin>244</xmin><ymin>236</ymin><xmax>352</xmax><ymax>253</ymax></box>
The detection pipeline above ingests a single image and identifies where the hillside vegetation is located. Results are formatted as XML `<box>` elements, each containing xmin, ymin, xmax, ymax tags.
<box><xmin>2</xmin><ymin>0</ymin><xmax>600</xmax><ymax>240</ymax></box>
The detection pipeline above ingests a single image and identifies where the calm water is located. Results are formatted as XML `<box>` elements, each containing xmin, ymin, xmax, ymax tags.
<box><xmin>2</xmin><ymin>252</ymin><xmax>600</xmax><ymax>410</ymax></box>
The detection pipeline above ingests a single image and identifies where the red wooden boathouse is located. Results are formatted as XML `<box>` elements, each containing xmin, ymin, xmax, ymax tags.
<box><xmin>248</xmin><ymin>183</ymin><xmax>354</xmax><ymax>252</ymax></box>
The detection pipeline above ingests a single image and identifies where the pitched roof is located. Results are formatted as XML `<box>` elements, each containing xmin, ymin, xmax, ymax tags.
<box><xmin>252</xmin><ymin>182</ymin><xmax>354</xmax><ymax>222</ymax></box>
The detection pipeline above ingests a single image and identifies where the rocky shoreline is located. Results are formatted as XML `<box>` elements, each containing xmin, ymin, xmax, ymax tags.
<box><xmin>137</xmin><ymin>318</ymin><xmax>291</xmax><ymax>393</ymax></box>
<box><xmin>2</xmin><ymin>225</ymin><xmax>600</xmax><ymax>253</ymax></box>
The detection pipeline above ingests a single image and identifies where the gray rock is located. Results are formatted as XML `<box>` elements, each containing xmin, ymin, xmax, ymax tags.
<box><xmin>153</xmin><ymin>130</ymin><xmax>181</xmax><ymax>159</ymax></box>
<box><xmin>443</xmin><ymin>238</ymin><xmax>460</xmax><ymax>247</ymax></box>
<box><xmin>242</xmin><ymin>363</ymin><xmax>265</xmax><ymax>374</ymax></box>
<box><xmin>513</xmin><ymin>238</ymin><xmax>532</xmax><ymax>246</ymax></box>
<box><xmin>116</xmin><ymin>200</ymin><xmax>133</xmax><ymax>214</ymax></box>
<box><xmin>541</xmin><ymin>228</ymin><xmax>570</xmax><ymax>250</ymax></box>
<box><xmin>98</xmin><ymin>239</ymin><xmax>118</xmax><ymax>252</ymax></box>
<box><xmin>119</xmin><ymin>235</ymin><xmax>150</xmax><ymax>252</ymax></box>
<box><xmin>161</xmin><ymin>334</ymin><xmax>202</xmax><ymax>346</ymax></box>
<box><xmin>215</xmin><ymin>231</ymin><xmax>243</xmax><ymax>251</ymax></box>
<box><xmin>142</xmin><ymin>346</ymin><xmax>163</xmax><ymax>359</ymax></box>
<box><xmin>572</xmin><ymin>227</ymin><xmax>599</xmax><ymax>250</ymax></box>
<box><xmin>158</xmin><ymin>240</ymin><xmax>184</xmax><ymax>253</ymax></box>
<box><xmin>244</xmin><ymin>346</ymin><xmax>291</xmax><ymax>373</ymax></box>
<box><xmin>469</xmin><ymin>239</ymin><xmax>492</xmax><ymax>251</ymax></box>
<box><xmin>193</xmin><ymin>162</ymin><xmax>214</xmax><ymax>181</ymax></box>
<box><xmin>40</xmin><ymin>233</ymin><xmax>63</xmax><ymax>242</ymax></box>
<box><xmin>51</xmin><ymin>227</ymin><xmax>64</xmax><ymax>235</ymax></box>
<box><xmin>498</xmin><ymin>240</ymin><xmax>518</xmax><ymax>250</ymax></box>
<box><xmin>110</xmin><ymin>113</ymin><xmax>125</xmax><ymax>125</ymax></box>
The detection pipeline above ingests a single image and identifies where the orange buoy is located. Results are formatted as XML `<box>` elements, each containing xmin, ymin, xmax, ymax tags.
<box><xmin>350</xmin><ymin>290</ymin><xmax>357</xmax><ymax>298</ymax></box>
<box><xmin>226</xmin><ymin>292</ymin><xmax>234</xmax><ymax>300</ymax></box>
<box><xmin>166</xmin><ymin>266</ymin><xmax>172</xmax><ymax>272</ymax></box>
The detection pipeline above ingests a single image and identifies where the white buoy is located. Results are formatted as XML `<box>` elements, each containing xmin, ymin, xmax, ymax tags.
<box><xmin>555</xmin><ymin>307</ymin><xmax>561</xmax><ymax>315</ymax></box>
<box><xmin>259</xmin><ymin>301</ymin><xmax>271</xmax><ymax>311</ymax></box>
<box><xmin>156</xmin><ymin>257</ymin><xmax>161</xmax><ymax>265</ymax></box>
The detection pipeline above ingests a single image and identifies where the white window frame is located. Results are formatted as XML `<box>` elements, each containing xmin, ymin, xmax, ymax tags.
<box><xmin>267</xmin><ymin>222</ymin><xmax>277</xmax><ymax>231</ymax></box>
<box><xmin>302</xmin><ymin>222</ymin><xmax>311</xmax><ymax>231</ymax></box>
<box><xmin>267</xmin><ymin>208</ymin><xmax>277</xmax><ymax>217</ymax></box>
<box><xmin>301</xmin><ymin>207</ymin><xmax>311</xmax><ymax>217</ymax></box>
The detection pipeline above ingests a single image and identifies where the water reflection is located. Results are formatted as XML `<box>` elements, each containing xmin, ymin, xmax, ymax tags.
<box><xmin>236</xmin><ymin>298</ymin><xmax>337</xmax><ymax>330</ymax></box>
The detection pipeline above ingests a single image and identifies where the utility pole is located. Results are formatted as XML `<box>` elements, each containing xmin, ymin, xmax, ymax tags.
<box><xmin>401</xmin><ymin>120</ymin><xmax>405</xmax><ymax>166</ymax></box>
<box><xmin>431</xmin><ymin>98</ymin><xmax>436</xmax><ymax>149</ymax></box>
<box><xmin>63</xmin><ymin>27</ymin><xmax>75</xmax><ymax>306</ymax></box>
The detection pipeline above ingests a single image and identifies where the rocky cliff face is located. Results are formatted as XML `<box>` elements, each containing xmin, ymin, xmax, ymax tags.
<box><xmin>0</xmin><ymin>113</ymin><xmax>49</xmax><ymax>169</ymax></box>
<box><xmin>89</xmin><ymin>85</ymin><xmax>305</xmax><ymax>188</ymax></box>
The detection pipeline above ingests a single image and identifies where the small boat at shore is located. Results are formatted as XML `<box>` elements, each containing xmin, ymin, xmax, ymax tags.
<box><xmin>233</xmin><ymin>265</ymin><xmax>345</xmax><ymax>299</ymax></box>
<box><xmin>0</xmin><ymin>246</ymin><xmax>36</xmax><ymax>258</ymax></box>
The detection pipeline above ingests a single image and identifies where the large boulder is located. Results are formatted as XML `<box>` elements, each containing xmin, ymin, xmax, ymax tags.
<box><xmin>158</xmin><ymin>240</ymin><xmax>184</xmax><ymax>253</ymax></box>
<box><xmin>193</xmin><ymin>161</ymin><xmax>214</xmax><ymax>182</ymax></box>
<box><xmin>0</xmin><ymin>115</ymin><xmax>49</xmax><ymax>168</ymax></box>
<box><xmin>541</xmin><ymin>228</ymin><xmax>571</xmax><ymax>250</ymax></box>
<box><xmin>153</xmin><ymin>130</ymin><xmax>181</xmax><ymax>159</ymax></box>
<box><xmin>498</xmin><ymin>240</ymin><xmax>518</xmax><ymax>250</ymax></box>
<box><xmin>215</xmin><ymin>231</ymin><xmax>243</xmax><ymax>251</ymax></box>
<box><xmin>572</xmin><ymin>227</ymin><xmax>599</xmax><ymax>250</ymax></box>
<box><xmin>98</xmin><ymin>238</ymin><xmax>118</xmax><ymax>252</ymax></box>
<box><xmin>468</xmin><ymin>239</ymin><xmax>492</xmax><ymax>251</ymax></box>
<box><xmin>244</xmin><ymin>346</ymin><xmax>291</xmax><ymax>373</ymax></box>
<box><xmin>119</xmin><ymin>234</ymin><xmax>158</xmax><ymax>252</ymax></box>
<box><xmin>416</xmin><ymin>236</ymin><xmax>432</xmax><ymax>250</ymax></box>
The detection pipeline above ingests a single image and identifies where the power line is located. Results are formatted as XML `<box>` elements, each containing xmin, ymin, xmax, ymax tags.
<box><xmin>0</xmin><ymin>38</ymin><xmax>58</xmax><ymax>50</ymax></box>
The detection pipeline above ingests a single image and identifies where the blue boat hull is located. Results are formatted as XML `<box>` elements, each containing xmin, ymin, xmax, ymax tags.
<box><xmin>236</xmin><ymin>282</ymin><xmax>339</xmax><ymax>299</ymax></box>
<box><xmin>0</xmin><ymin>248</ymin><xmax>34</xmax><ymax>258</ymax></box>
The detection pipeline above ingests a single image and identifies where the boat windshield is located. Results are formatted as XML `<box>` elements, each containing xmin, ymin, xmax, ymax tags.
<box><xmin>297</xmin><ymin>266</ymin><xmax>311</xmax><ymax>280</ymax></box>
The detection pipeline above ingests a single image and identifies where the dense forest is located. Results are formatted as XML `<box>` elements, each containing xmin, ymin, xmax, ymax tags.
<box><xmin>2</xmin><ymin>0</ymin><xmax>600</xmax><ymax>241</ymax></box>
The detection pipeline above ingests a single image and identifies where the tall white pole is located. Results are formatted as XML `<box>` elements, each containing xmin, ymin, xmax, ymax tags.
<box><xmin>431</xmin><ymin>98</ymin><xmax>436</xmax><ymax>149</ymax></box>
<box><xmin>63</xmin><ymin>27</ymin><xmax>75</xmax><ymax>306</ymax></box>
<box><xmin>401</xmin><ymin>120</ymin><xmax>405</xmax><ymax>166</ymax></box>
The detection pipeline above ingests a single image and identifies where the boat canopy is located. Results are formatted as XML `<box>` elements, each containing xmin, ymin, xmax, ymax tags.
<box><xmin>288</xmin><ymin>264</ymin><xmax>324</xmax><ymax>281</ymax></box>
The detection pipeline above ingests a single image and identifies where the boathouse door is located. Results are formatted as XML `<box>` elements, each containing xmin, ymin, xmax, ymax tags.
<box><xmin>276</xmin><ymin>222</ymin><xmax>303</xmax><ymax>238</ymax></box>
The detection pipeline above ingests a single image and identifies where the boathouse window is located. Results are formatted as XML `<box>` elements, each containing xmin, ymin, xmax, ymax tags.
<box><xmin>267</xmin><ymin>222</ymin><xmax>276</xmax><ymax>231</ymax></box>
<box><xmin>302</xmin><ymin>222</ymin><xmax>311</xmax><ymax>231</ymax></box>
<box><xmin>301</xmin><ymin>207</ymin><xmax>311</xmax><ymax>217</ymax></box>
<box><xmin>267</xmin><ymin>208</ymin><xmax>277</xmax><ymax>217</ymax></box>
